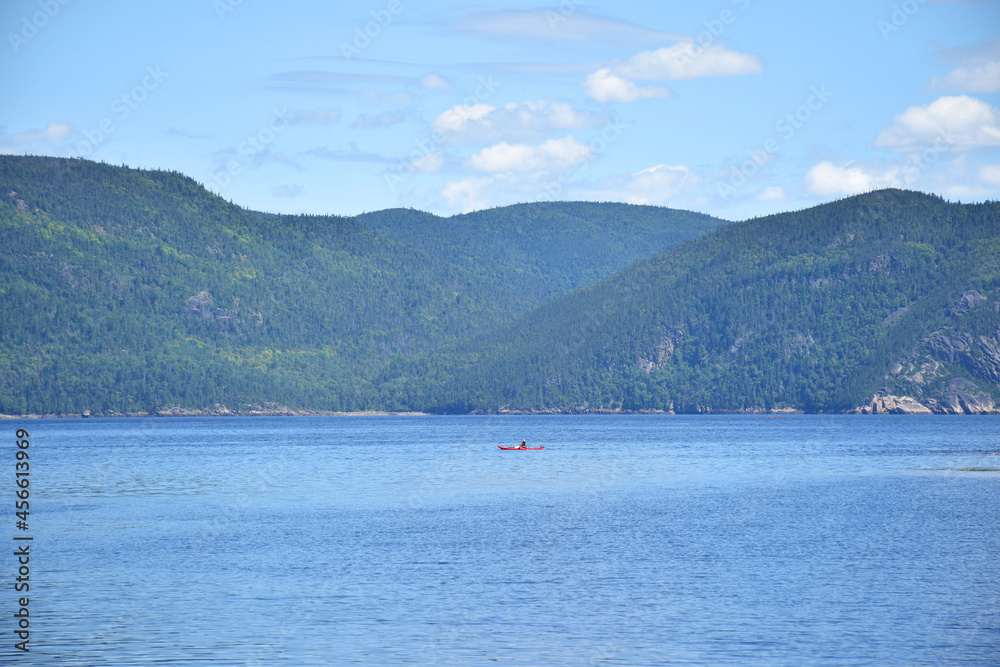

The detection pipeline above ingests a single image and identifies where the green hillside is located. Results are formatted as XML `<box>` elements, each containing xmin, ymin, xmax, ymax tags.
<box><xmin>379</xmin><ymin>190</ymin><xmax>1000</xmax><ymax>414</ymax></box>
<box><xmin>0</xmin><ymin>156</ymin><xmax>724</xmax><ymax>415</ymax></box>
<box><xmin>356</xmin><ymin>202</ymin><xmax>724</xmax><ymax>302</ymax></box>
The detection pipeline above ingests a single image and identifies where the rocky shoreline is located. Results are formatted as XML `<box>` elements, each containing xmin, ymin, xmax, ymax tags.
<box><xmin>851</xmin><ymin>392</ymin><xmax>999</xmax><ymax>415</ymax></box>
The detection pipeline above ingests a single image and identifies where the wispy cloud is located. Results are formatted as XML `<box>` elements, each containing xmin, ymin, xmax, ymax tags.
<box><xmin>303</xmin><ymin>144</ymin><xmax>393</xmax><ymax>163</ymax></box>
<box><xmin>421</xmin><ymin>74</ymin><xmax>451</xmax><ymax>91</ymax></box>
<box><xmin>432</xmin><ymin>99</ymin><xmax>601</xmax><ymax>144</ymax></box>
<box><xmin>293</xmin><ymin>109</ymin><xmax>342</xmax><ymax>125</ymax></box>
<box><xmin>273</xmin><ymin>71</ymin><xmax>414</xmax><ymax>85</ymax></box>
<box><xmin>267</xmin><ymin>70</ymin><xmax>414</xmax><ymax>95</ymax></box>
<box><xmin>598</xmin><ymin>164</ymin><xmax>701</xmax><ymax>206</ymax></box>
<box><xmin>756</xmin><ymin>186</ymin><xmax>786</xmax><ymax>201</ymax></box>
<box><xmin>452</xmin><ymin>9</ymin><xmax>684</xmax><ymax>45</ymax></box>
<box><xmin>465</xmin><ymin>61</ymin><xmax>600</xmax><ymax>76</ymax></box>
<box><xmin>411</xmin><ymin>152</ymin><xmax>445</xmax><ymax>173</ymax></box>
<box><xmin>0</xmin><ymin>122</ymin><xmax>73</xmax><ymax>154</ymax></box>
<box><xmin>584</xmin><ymin>43</ymin><xmax>764</xmax><ymax>103</ymax></box>
<box><xmin>440</xmin><ymin>161</ymin><xmax>703</xmax><ymax>213</ymax></box>
<box><xmin>352</xmin><ymin>111</ymin><xmax>406</xmax><ymax>129</ymax></box>
<box><xmin>931</xmin><ymin>39</ymin><xmax>1000</xmax><ymax>93</ymax></box>
<box><xmin>212</xmin><ymin>145</ymin><xmax>302</xmax><ymax>173</ymax></box>
<box><xmin>932</xmin><ymin>61</ymin><xmax>1000</xmax><ymax>93</ymax></box>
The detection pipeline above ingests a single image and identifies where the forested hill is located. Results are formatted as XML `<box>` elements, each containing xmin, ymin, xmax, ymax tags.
<box><xmin>356</xmin><ymin>202</ymin><xmax>723</xmax><ymax>302</ymax></box>
<box><xmin>0</xmin><ymin>155</ymin><xmax>725</xmax><ymax>415</ymax></box>
<box><xmin>379</xmin><ymin>190</ymin><xmax>1000</xmax><ymax>414</ymax></box>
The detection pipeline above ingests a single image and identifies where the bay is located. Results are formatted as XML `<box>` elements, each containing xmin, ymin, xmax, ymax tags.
<box><xmin>8</xmin><ymin>415</ymin><xmax>1000</xmax><ymax>665</ymax></box>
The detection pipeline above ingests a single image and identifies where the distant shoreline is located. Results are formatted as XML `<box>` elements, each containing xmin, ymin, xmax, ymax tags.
<box><xmin>0</xmin><ymin>409</ymin><xmax>430</xmax><ymax>419</ymax></box>
<box><xmin>2</xmin><ymin>407</ymin><xmax>993</xmax><ymax>419</ymax></box>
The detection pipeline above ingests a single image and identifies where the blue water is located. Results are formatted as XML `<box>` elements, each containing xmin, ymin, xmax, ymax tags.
<box><xmin>7</xmin><ymin>415</ymin><xmax>1000</xmax><ymax>665</ymax></box>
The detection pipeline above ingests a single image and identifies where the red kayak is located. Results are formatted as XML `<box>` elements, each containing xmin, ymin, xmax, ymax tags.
<box><xmin>498</xmin><ymin>446</ymin><xmax>544</xmax><ymax>450</ymax></box>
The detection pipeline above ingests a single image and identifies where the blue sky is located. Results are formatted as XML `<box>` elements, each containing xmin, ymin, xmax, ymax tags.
<box><xmin>2</xmin><ymin>0</ymin><xmax>999</xmax><ymax>220</ymax></box>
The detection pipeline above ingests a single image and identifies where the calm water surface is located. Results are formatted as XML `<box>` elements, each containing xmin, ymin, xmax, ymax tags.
<box><xmin>8</xmin><ymin>415</ymin><xmax>1000</xmax><ymax>665</ymax></box>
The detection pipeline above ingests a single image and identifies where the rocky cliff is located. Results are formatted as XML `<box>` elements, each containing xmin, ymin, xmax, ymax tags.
<box><xmin>858</xmin><ymin>289</ymin><xmax>1000</xmax><ymax>414</ymax></box>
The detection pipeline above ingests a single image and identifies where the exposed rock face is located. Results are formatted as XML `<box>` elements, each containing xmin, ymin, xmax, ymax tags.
<box><xmin>969</xmin><ymin>336</ymin><xmax>1000</xmax><ymax>383</ymax></box>
<box><xmin>853</xmin><ymin>394</ymin><xmax>933</xmax><ymax>415</ymax></box>
<box><xmin>947</xmin><ymin>290</ymin><xmax>987</xmax><ymax>316</ymax></box>
<box><xmin>924</xmin><ymin>379</ymin><xmax>998</xmax><ymax>414</ymax></box>
<box><xmin>186</xmin><ymin>290</ymin><xmax>217</xmax><ymax>318</ymax></box>
<box><xmin>874</xmin><ymin>288</ymin><xmax>1000</xmax><ymax>415</ymax></box>
<box><xmin>921</xmin><ymin>329</ymin><xmax>1000</xmax><ymax>383</ymax></box>
<box><xmin>859</xmin><ymin>384</ymin><xmax>999</xmax><ymax>415</ymax></box>
<box><xmin>923</xmin><ymin>331</ymin><xmax>974</xmax><ymax>362</ymax></box>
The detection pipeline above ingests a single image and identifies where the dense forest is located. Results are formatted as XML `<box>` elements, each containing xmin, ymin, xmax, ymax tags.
<box><xmin>0</xmin><ymin>156</ymin><xmax>725</xmax><ymax>415</ymax></box>
<box><xmin>379</xmin><ymin>190</ymin><xmax>1000</xmax><ymax>414</ymax></box>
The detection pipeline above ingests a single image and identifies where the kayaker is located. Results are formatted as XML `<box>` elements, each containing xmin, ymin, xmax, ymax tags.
<box><xmin>519</xmin><ymin>440</ymin><xmax>527</xmax><ymax>449</ymax></box>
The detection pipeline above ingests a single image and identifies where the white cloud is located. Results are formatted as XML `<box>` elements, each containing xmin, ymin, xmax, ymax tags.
<box><xmin>421</xmin><ymin>74</ymin><xmax>451</xmax><ymax>91</ymax></box>
<box><xmin>875</xmin><ymin>95</ymin><xmax>1000</xmax><ymax>152</ymax></box>
<box><xmin>467</xmin><ymin>136</ymin><xmax>592</xmax><ymax>173</ymax></box>
<box><xmin>584</xmin><ymin>68</ymin><xmax>670</xmax><ymax>103</ymax></box>
<box><xmin>980</xmin><ymin>164</ymin><xmax>1000</xmax><ymax>185</ymax></box>
<box><xmin>805</xmin><ymin>161</ymin><xmax>903</xmax><ymax>197</ymax></box>
<box><xmin>931</xmin><ymin>61</ymin><xmax>1000</xmax><ymax>93</ymax></box>
<box><xmin>576</xmin><ymin>164</ymin><xmax>701</xmax><ymax>206</ymax></box>
<box><xmin>756</xmin><ymin>186</ymin><xmax>786</xmax><ymax>201</ymax></box>
<box><xmin>618</xmin><ymin>43</ymin><xmax>765</xmax><ymax>81</ymax></box>
<box><xmin>432</xmin><ymin>99</ymin><xmax>600</xmax><ymax>143</ymax></box>
<box><xmin>0</xmin><ymin>122</ymin><xmax>73</xmax><ymax>154</ymax></box>
<box><xmin>431</xmin><ymin>103</ymin><xmax>496</xmax><ymax>134</ymax></box>
<box><xmin>441</xmin><ymin>176</ymin><xmax>496</xmax><ymax>212</ymax></box>
<box><xmin>500</xmin><ymin>100</ymin><xmax>594</xmax><ymax>131</ymax></box>
<box><xmin>467</xmin><ymin>143</ymin><xmax>536</xmax><ymax>173</ymax></box>
<box><xmin>411</xmin><ymin>152</ymin><xmax>445</xmax><ymax>173</ymax></box>
<box><xmin>437</xmin><ymin>162</ymin><xmax>705</xmax><ymax>213</ymax></box>
<box><xmin>584</xmin><ymin>42</ymin><xmax>763</xmax><ymax>103</ymax></box>
<box><xmin>622</xmin><ymin>164</ymin><xmax>698</xmax><ymax>204</ymax></box>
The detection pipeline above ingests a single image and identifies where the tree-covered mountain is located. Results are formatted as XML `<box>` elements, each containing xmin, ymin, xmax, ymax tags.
<box><xmin>356</xmin><ymin>202</ymin><xmax>723</xmax><ymax>302</ymax></box>
<box><xmin>0</xmin><ymin>155</ymin><xmax>725</xmax><ymax>415</ymax></box>
<box><xmin>379</xmin><ymin>190</ymin><xmax>1000</xmax><ymax>414</ymax></box>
